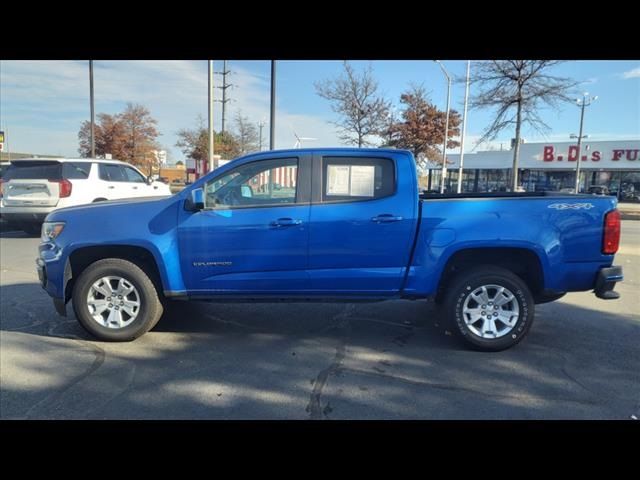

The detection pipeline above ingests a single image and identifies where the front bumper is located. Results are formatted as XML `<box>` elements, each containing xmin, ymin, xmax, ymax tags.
<box><xmin>594</xmin><ymin>265</ymin><xmax>623</xmax><ymax>300</ymax></box>
<box><xmin>36</xmin><ymin>253</ymin><xmax>68</xmax><ymax>317</ymax></box>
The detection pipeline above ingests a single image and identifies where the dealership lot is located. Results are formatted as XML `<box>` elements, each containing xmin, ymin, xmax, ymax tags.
<box><xmin>1</xmin><ymin>220</ymin><xmax>638</xmax><ymax>419</ymax></box>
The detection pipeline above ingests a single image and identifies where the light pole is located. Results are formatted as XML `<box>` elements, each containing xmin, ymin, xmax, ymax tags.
<box><xmin>434</xmin><ymin>60</ymin><xmax>451</xmax><ymax>194</ymax></box>
<box><xmin>270</xmin><ymin>60</ymin><xmax>276</xmax><ymax>150</ymax></box>
<box><xmin>208</xmin><ymin>60</ymin><xmax>215</xmax><ymax>174</ymax></box>
<box><xmin>572</xmin><ymin>92</ymin><xmax>597</xmax><ymax>193</ymax></box>
<box><xmin>457</xmin><ymin>60</ymin><xmax>470</xmax><ymax>194</ymax></box>
<box><xmin>89</xmin><ymin>60</ymin><xmax>95</xmax><ymax>158</ymax></box>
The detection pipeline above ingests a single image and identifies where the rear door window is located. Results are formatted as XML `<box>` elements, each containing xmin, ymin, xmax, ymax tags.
<box><xmin>3</xmin><ymin>161</ymin><xmax>62</xmax><ymax>180</ymax></box>
<box><xmin>321</xmin><ymin>157</ymin><xmax>395</xmax><ymax>202</ymax></box>
<box><xmin>99</xmin><ymin>164</ymin><xmax>127</xmax><ymax>182</ymax></box>
<box><xmin>62</xmin><ymin>162</ymin><xmax>91</xmax><ymax>179</ymax></box>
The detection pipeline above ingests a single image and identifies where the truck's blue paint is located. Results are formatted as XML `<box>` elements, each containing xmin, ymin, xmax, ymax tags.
<box><xmin>39</xmin><ymin>148</ymin><xmax>621</xmax><ymax>307</ymax></box>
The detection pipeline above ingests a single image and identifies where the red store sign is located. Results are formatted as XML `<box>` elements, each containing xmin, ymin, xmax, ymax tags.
<box><xmin>543</xmin><ymin>145</ymin><xmax>639</xmax><ymax>162</ymax></box>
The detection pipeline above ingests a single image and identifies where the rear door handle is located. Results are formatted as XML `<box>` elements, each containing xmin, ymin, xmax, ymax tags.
<box><xmin>270</xmin><ymin>218</ymin><xmax>303</xmax><ymax>228</ymax></box>
<box><xmin>107</xmin><ymin>186</ymin><xmax>115</xmax><ymax>189</ymax></box>
<box><xmin>371</xmin><ymin>214</ymin><xmax>403</xmax><ymax>223</ymax></box>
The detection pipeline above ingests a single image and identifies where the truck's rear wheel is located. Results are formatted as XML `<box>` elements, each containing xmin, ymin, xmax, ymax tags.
<box><xmin>443</xmin><ymin>266</ymin><xmax>534</xmax><ymax>351</ymax></box>
<box><xmin>72</xmin><ymin>258</ymin><xmax>163</xmax><ymax>341</ymax></box>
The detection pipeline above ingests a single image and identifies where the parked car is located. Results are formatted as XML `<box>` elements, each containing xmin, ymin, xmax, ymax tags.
<box><xmin>0</xmin><ymin>158</ymin><xmax>172</xmax><ymax>234</ymax></box>
<box><xmin>588</xmin><ymin>185</ymin><xmax>610</xmax><ymax>196</ymax></box>
<box><xmin>37</xmin><ymin>148</ymin><xmax>623</xmax><ymax>351</ymax></box>
<box><xmin>0</xmin><ymin>161</ymin><xmax>10</xmax><ymax>179</ymax></box>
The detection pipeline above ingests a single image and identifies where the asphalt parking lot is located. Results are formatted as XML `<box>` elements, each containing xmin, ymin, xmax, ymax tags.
<box><xmin>1</xmin><ymin>220</ymin><xmax>638</xmax><ymax>420</ymax></box>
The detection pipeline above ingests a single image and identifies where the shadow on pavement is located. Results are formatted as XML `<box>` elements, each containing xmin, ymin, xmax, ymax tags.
<box><xmin>1</xmin><ymin>281</ymin><xmax>638</xmax><ymax>420</ymax></box>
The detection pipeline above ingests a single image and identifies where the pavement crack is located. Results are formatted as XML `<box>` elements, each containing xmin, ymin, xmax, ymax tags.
<box><xmin>306</xmin><ymin>304</ymin><xmax>354</xmax><ymax>420</ymax></box>
<box><xmin>23</xmin><ymin>339</ymin><xmax>106</xmax><ymax>419</ymax></box>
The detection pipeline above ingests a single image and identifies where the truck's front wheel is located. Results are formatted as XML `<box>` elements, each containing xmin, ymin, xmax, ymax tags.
<box><xmin>443</xmin><ymin>266</ymin><xmax>534</xmax><ymax>351</ymax></box>
<box><xmin>72</xmin><ymin>258</ymin><xmax>163</xmax><ymax>341</ymax></box>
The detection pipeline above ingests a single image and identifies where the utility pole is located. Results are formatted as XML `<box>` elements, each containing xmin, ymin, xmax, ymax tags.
<box><xmin>457</xmin><ymin>60</ymin><xmax>471</xmax><ymax>194</ymax></box>
<box><xmin>270</xmin><ymin>60</ymin><xmax>276</xmax><ymax>150</ymax></box>
<box><xmin>258</xmin><ymin>120</ymin><xmax>265</xmax><ymax>151</ymax></box>
<box><xmin>215</xmin><ymin>60</ymin><xmax>233</xmax><ymax>134</ymax></box>
<box><xmin>435</xmin><ymin>60</ymin><xmax>451</xmax><ymax>194</ymax></box>
<box><xmin>572</xmin><ymin>92</ymin><xmax>598</xmax><ymax>194</ymax></box>
<box><xmin>89</xmin><ymin>60</ymin><xmax>95</xmax><ymax>158</ymax></box>
<box><xmin>208</xmin><ymin>60</ymin><xmax>215</xmax><ymax>174</ymax></box>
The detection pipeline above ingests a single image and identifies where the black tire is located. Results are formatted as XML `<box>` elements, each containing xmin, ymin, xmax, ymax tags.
<box><xmin>443</xmin><ymin>265</ymin><xmax>534</xmax><ymax>351</ymax></box>
<box><xmin>22</xmin><ymin>223</ymin><xmax>42</xmax><ymax>236</ymax></box>
<box><xmin>72</xmin><ymin>258</ymin><xmax>163</xmax><ymax>341</ymax></box>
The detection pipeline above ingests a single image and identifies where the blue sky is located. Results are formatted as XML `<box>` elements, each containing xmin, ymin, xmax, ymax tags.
<box><xmin>1</xmin><ymin>60</ymin><xmax>638</xmax><ymax>163</ymax></box>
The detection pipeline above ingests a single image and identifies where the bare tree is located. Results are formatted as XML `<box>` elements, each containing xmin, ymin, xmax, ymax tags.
<box><xmin>315</xmin><ymin>61</ymin><xmax>390</xmax><ymax>147</ymax></box>
<box><xmin>233</xmin><ymin>111</ymin><xmax>259</xmax><ymax>155</ymax></box>
<box><xmin>469</xmin><ymin>61</ymin><xmax>577</xmax><ymax>190</ymax></box>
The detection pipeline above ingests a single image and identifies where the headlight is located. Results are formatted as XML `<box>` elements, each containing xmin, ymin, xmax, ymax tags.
<box><xmin>41</xmin><ymin>222</ymin><xmax>65</xmax><ymax>242</ymax></box>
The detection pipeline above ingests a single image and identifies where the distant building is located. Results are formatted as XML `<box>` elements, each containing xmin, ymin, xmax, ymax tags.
<box><xmin>423</xmin><ymin>139</ymin><xmax>640</xmax><ymax>199</ymax></box>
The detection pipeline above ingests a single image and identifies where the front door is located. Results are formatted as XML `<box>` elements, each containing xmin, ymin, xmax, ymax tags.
<box><xmin>177</xmin><ymin>155</ymin><xmax>311</xmax><ymax>294</ymax></box>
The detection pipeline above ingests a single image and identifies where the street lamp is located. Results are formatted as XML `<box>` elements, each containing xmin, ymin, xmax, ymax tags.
<box><xmin>434</xmin><ymin>60</ymin><xmax>451</xmax><ymax>194</ymax></box>
<box><xmin>573</xmin><ymin>92</ymin><xmax>598</xmax><ymax>193</ymax></box>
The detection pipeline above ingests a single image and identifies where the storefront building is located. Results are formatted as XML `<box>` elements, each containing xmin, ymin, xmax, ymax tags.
<box><xmin>422</xmin><ymin>140</ymin><xmax>640</xmax><ymax>202</ymax></box>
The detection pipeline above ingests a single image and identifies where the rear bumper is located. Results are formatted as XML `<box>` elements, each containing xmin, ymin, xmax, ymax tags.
<box><xmin>594</xmin><ymin>265</ymin><xmax>623</xmax><ymax>300</ymax></box>
<box><xmin>0</xmin><ymin>206</ymin><xmax>54</xmax><ymax>223</ymax></box>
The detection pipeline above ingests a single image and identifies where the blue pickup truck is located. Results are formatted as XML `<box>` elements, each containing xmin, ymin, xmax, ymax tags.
<box><xmin>36</xmin><ymin>148</ymin><xmax>623</xmax><ymax>351</ymax></box>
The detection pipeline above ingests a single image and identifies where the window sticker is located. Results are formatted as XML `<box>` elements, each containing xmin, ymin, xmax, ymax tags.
<box><xmin>350</xmin><ymin>165</ymin><xmax>375</xmax><ymax>197</ymax></box>
<box><xmin>327</xmin><ymin>165</ymin><xmax>351</xmax><ymax>195</ymax></box>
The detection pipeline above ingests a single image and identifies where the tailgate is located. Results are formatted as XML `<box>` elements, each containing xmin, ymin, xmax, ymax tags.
<box><xmin>1</xmin><ymin>160</ymin><xmax>63</xmax><ymax>207</ymax></box>
<box><xmin>3</xmin><ymin>179</ymin><xmax>60</xmax><ymax>207</ymax></box>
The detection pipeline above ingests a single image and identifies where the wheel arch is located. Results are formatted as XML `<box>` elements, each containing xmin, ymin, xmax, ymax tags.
<box><xmin>435</xmin><ymin>247</ymin><xmax>546</xmax><ymax>303</ymax></box>
<box><xmin>65</xmin><ymin>244</ymin><xmax>165</xmax><ymax>303</ymax></box>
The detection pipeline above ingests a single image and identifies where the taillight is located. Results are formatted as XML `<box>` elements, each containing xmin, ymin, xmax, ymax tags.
<box><xmin>57</xmin><ymin>179</ymin><xmax>72</xmax><ymax>198</ymax></box>
<box><xmin>602</xmin><ymin>209</ymin><xmax>621</xmax><ymax>255</ymax></box>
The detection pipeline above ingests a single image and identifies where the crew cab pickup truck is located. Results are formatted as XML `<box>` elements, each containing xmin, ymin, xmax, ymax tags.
<box><xmin>36</xmin><ymin>148</ymin><xmax>623</xmax><ymax>351</ymax></box>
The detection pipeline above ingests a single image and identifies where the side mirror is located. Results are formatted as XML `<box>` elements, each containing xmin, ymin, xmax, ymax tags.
<box><xmin>146</xmin><ymin>176</ymin><xmax>154</xmax><ymax>185</ymax></box>
<box><xmin>188</xmin><ymin>188</ymin><xmax>205</xmax><ymax>211</ymax></box>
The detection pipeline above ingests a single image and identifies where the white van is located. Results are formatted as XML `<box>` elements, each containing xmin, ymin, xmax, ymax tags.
<box><xmin>0</xmin><ymin>158</ymin><xmax>172</xmax><ymax>234</ymax></box>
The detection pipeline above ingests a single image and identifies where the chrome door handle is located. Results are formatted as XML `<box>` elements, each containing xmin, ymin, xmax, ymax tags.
<box><xmin>132</xmin><ymin>186</ymin><xmax>138</xmax><ymax>189</ymax></box>
<box><xmin>371</xmin><ymin>214</ymin><xmax>403</xmax><ymax>223</ymax></box>
<box><xmin>107</xmin><ymin>186</ymin><xmax>115</xmax><ymax>189</ymax></box>
<box><xmin>270</xmin><ymin>218</ymin><xmax>303</xmax><ymax>228</ymax></box>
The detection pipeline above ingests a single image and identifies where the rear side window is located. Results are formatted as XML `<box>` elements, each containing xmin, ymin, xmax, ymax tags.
<box><xmin>99</xmin><ymin>164</ymin><xmax>127</xmax><ymax>182</ymax></box>
<box><xmin>62</xmin><ymin>162</ymin><xmax>91</xmax><ymax>179</ymax></box>
<box><xmin>2</xmin><ymin>161</ymin><xmax>62</xmax><ymax>180</ymax></box>
<box><xmin>322</xmin><ymin>157</ymin><xmax>395</xmax><ymax>202</ymax></box>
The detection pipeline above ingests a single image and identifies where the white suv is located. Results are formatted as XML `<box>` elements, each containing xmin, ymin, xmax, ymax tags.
<box><xmin>0</xmin><ymin>158</ymin><xmax>172</xmax><ymax>234</ymax></box>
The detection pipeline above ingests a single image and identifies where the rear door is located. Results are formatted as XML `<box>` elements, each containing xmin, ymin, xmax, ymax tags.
<box><xmin>307</xmin><ymin>153</ymin><xmax>417</xmax><ymax>294</ymax></box>
<box><xmin>1</xmin><ymin>161</ymin><xmax>62</xmax><ymax>207</ymax></box>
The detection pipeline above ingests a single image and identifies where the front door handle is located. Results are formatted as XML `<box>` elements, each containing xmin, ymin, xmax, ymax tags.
<box><xmin>107</xmin><ymin>186</ymin><xmax>115</xmax><ymax>189</ymax></box>
<box><xmin>371</xmin><ymin>214</ymin><xmax>403</xmax><ymax>223</ymax></box>
<box><xmin>132</xmin><ymin>186</ymin><xmax>138</xmax><ymax>189</ymax></box>
<box><xmin>270</xmin><ymin>218</ymin><xmax>303</xmax><ymax>228</ymax></box>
